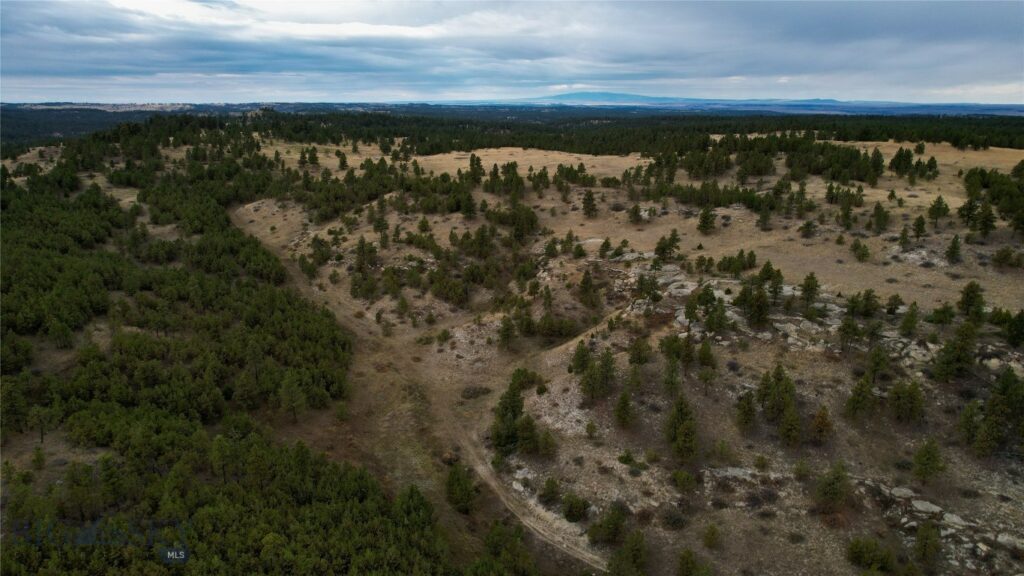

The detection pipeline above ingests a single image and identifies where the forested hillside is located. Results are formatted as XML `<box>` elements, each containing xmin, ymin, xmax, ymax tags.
<box><xmin>5</xmin><ymin>106</ymin><xmax>1024</xmax><ymax>156</ymax></box>
<box><xmin>0</xmin><ymin>118</ymin><xmax>534</xmax><ymax>574</ymax></box>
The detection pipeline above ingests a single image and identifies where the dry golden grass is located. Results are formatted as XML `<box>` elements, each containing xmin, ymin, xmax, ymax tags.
<box><xmin>412</xmin><ymin>147</ymin><xmax>649</xmax><ymax>178</ymax></box>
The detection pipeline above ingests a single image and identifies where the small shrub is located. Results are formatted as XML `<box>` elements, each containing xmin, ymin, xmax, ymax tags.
<box><xmin>539</xmin><ymin>477</ymin><xmax>560</xmax><ymax>506</ymax></box>
<box><xmin>847</xmin><ymin>536</ymin><xmax>896</xmax><ymax>572</ymax></box>
<box><xmin>563</xmin><ymin>493</ymin><xmax>589</xmax><ymax>522</ymax></box>
<box><xmin>660</xmin><ymin>507</ymin><xmax>687</xmax><ymax>530</ymax></box>
<box><xmin>672</xmin><ymin>470</ymin><xmax>698</xmax><ymax>492</ymax></box>
<box><xmin>446</xmin><ymin>464</ymin><xmax>476</xmax><ymax>514</ymax></box>
<box><xmin>754</xmin><ymin>455</ymin><xmax>770</xmax><ymax>471</ymax></box>
<box><xmin>814</xmin><ymin>462</ymin><xmax>852</xmax><ymax>514</ymax></box>
<box><xmin>793</xmin><ymin>459</ymin><xmax>813</xmax><ymax>482</ymax></box>
<box><xmin>914</xmin><ymin>521</ymin><xmax>943</xmax><ymax>574</ymax></box>
<box><xmin>677</xmin><ymin>548</ymin><xmax>714</xmax><ymax>576</ymax></box>
<box><xmin>587</xmin><ymin>501</ymin><xmax>629</xmax><ymax>545</ymax></box>
<box><xmin>701</xmin><ymin>523</ymin><xmax>722</xmax><ymax>550</ymax></box>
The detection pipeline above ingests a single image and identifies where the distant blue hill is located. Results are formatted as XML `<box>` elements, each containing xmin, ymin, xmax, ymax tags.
<box><xmin>4</xmin><ymin>93</ymin><xmax>1022</xmax><ymax>117</ymax></box>
<box><xmin>507</xmin><ymin>92</ymin><xmax>1024</xmax><ymax>116</ymax></box>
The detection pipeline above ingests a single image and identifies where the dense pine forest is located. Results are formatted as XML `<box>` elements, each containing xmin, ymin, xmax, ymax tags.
<box><xmin>4</xmin><ymin>107</ymin><xmax>1024</xmax><ymax>157</ymax></box>
<box><xmin>0</xmin><ymin>114</ymin><xmax>539</xmax><ymax>574</ymax></box>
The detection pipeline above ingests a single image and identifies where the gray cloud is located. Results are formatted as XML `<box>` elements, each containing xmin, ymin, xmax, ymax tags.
<box><xmin>2</xmin><ymin>0</ymin><xmax>1021</xmax><ymax>103</ymax></box>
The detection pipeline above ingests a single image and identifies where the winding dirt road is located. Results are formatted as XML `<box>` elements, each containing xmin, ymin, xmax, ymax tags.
<box><xmin>229</xmin><ymin>203</ymin><xmax>608</xmax><ymax>573</ymax></box>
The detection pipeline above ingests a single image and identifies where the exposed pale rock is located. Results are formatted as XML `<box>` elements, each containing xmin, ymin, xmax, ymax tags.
<box><xmin>943</xmin><ymin>513</ymin><xmax>968</xmax><ymax>528</ymax></box>
<box><xmin>891</xmin><ymin>487</ymin><xmax>916</xmax><ymax>499</ymax></box>
<box><xmin>996</xmin><ymin>533</ymin><xmax>1023</xmax><ymax>552</ymax></box>
<box><xmin>911</xmin><ymin>500</ymin><xmax>942</xmax><ymax>515</ymax></box>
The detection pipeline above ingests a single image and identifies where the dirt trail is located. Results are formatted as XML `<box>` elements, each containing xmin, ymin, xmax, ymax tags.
<box><xmin>229</xmin><ymin>206</ymin><xmax>608</xmax><ymax>573</ymax></box>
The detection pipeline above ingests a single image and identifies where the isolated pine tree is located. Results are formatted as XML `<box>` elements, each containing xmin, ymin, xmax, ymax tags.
<box><xmin>614</xmin><ymin>391</ymin><xmax>634</xmax><ymax>427</ymax></box>
<box><xmin>582</xmin><ymin>189</ymin><xmax>598</xmax><ymax>218</ymax></box>
<box><xmin>697</xmin><ymin>206</ymin><xmax>716</xmax><ymax>235</ymax></box>
<box><xmin>801</xmin><ymin>272</ymin><xmax>820</xmax><ymax>308</ymax></box>
<box><xmin>945</xmin><ymin>234</ymin><xmax>962</xmax><ymax>264</ymax></box>
<box><xmin>912</xmin><ymin>439</ymin><xmax>946</xmax><ymax>484</ymax></box>
<box><xmin>928</xmin><ymin>196</ymin><xmax>950</xmax><ymax>228</ymax></box>
<box><xmin>810</xmin><ymin>406</ymin><xmax>834</xmax><ymax>445</ymax></box>
<box><xmin>913</xmin><ymin>215</ymin><xmax>927</xmax><ymax>239</ymax></box>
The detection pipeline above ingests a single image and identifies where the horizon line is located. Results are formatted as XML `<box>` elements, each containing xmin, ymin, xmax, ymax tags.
<box><xmin>3</xmin><ymin>93</ymin><xmax>1024</xmax><ymax>108</ymax></box>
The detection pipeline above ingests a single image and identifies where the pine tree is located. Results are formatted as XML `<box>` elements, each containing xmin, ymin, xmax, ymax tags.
<box><xmin>27</xmin><ymin>405</ymin><xmax>58</xmax><ymax>444</ymax></box>
<box><xmin>870</xmin><ymin>148</ymin><xmax>885</xmax><ymax>176</ymax></box>
<box><xmin>578</xmin><ymin>269</ymin><xmax>601</xmax><ymax>308</ymax></box>
<box><xmin>839</xmin><ymin>316</ymin><xmax>861</xmax><ymax>350</ymax></box>
<box><xmin>890</xmin><ymin>380</ymin><xmax>924</xmax><ymax>423</ymax></box>
<box><xmin>800</xmin><ymin>272</ymin><xmax>820</xmax><ymax>308</ymax></box>
<box><xmin>570</xmin><ymin>340</ymin><xmax>592</xmax><ymax>374</ymax></box>
<box><xmin>662</xmin><ymin>357</ymin><xmax>680</xmax><ymax>396</ymax></box>
<box><xmin>491</xmin><ymin>381</ymin><xmax>524</xmax><ymax>456</ymax></box>
<box><xmin>697</xmin><ymin>206</ymin><xmax>716</xmax><ymax>235</ymax></box>
<box><xmin>628</xmin><ymin>337</ymin><xmax>651</xmax><ymax>365</ymax></box>
<box><xmin>628</xmin><ymin>204</ymin><xmax>642</xmax><ymax>224</ymax></box>
<box><xmin>928</xmin><ymin>196</ymin><xmax>950</xmax><ymax>228</ymax></box>
<box><xmin>779</xmin><ymin>401</ymin><xmax>803</xmax><ymax>447</ymax></box>
<box><xmin>757</xmin><ymin>204</ymin><xmax>772</xmax><ymax>231</ymax></box>
<box><xmin>885</xmin><ymin>294</ymin><xmax>904</xmax><ymax>315</ymax></box>
<box><xmin>539</xmin><ymin>477</ymin><xmax>561</xmax><ymax>506</ymax></box>
<box><xmin>932</xmin><ymin>322</ymin><xmax>977</xmax><ymax>382</ymax></box>
<box><xmin>745</xmin><ymin>284</ymin><xmax>771</xmax><ymax>326</ymax></box>
<box><xmin>898</xmin><ymin>225</ymin><xmax>911</xmax><ymax>251</ymax></box>
<box><xmin>810</xmin><ymin>406</ymin><xmax>834</xmax><ymax>445</ymax></box>
<box><xmin>844</xmin><ymin>376</ymin><xmax>875</xmax><ymax>418</ymax></box>
<box><xmin>957</xmin><ymin>281</ymin><xmax>985</xmax><ymax>322</ymax></box>
<box><xmin>665</xmin><ymin>395</ymin><xmax>698</xmax><ymax>462</ymax></box>
<box><xmin>958</xmin><ymin>191</ymin><xmax>980</xmax><ymax>228</ymax></box>
<box><xmin>698</xmin><ymin>340</ymin><xmax>716</xmax><ymax>369</ymax></box>
<box><xmin>814</xmin><ymin>461</ymin><xmax>852</xmax><ymax>514</ymax></box>
<box><xmin>614</xmin><ymin>391</ymin><xmax>634</xmax><ymax>428</ymax></box>
<box><xmin>977</xmin><ymin>201</ymin><xmax>996</xmax><ymax>238</ymax></box>
<box><xmin>598</xmin><ymin>349</ymin><xmax>617</xmax><ymax>391</ymax></box>
<box><xmin>769</xmin><ymin>269</ymin><xmax>784</xmax><ymax>304</ymax></box>
<box><xmin>871</xmin><ymin>202</ymin><xmax>890</xmax><ymax>234</ymax></box>
<box><xmin>945</xmin><ymin>234</ymin><xmax>961</xmax><ymax>264</ymax></box>
<box><xmin>607</xmin><ymin>530</ymin><xmax>647</xmax><ymax>575</ymax></box>
<box><xmin>736</xmin><ymin>392</ymin><xmax>757</xmax><ymax>433</ymax></box>
<box><xmin>913</xmin><ymin>215</ymin><xmax>927</xmax><ymax>239</ymax></box>
<box><xmin>866</xmin><ymin>344</ymin><xmax>890</xmax><ymax>383</ymax></box>
<box><xmin>850</xmin><ymin>238</ymin><xmax>870</xmax><ymax>262</ymax></box>
<box><xmin>582</xmin><ymin>189</ymin><xmax>598</xmax><ymax>218</ymax></box>
<box><xmin>899</xmin><ymin>302</ymin><xmax>919</xmax><ymax>337</ymax></box>
<box><xmin>279</xmin><ymin>374</ymin><xmax>307</xmax><ymax>423</ymax></box>
<box><xmin>912</xmin><ymin>439</ymin><xmax>945</xmax><ymax>484</ymax></box>
<box><xmin>498</xmin><ymin>315</ymin><xmax>516</xmax><ymax>349</ymax></box>
<box><xmin>446</xmin><ymin>464</ymin><xmax>475</xmax><ymax>514</ymax></box>
<box><xmin>914</xmin><ymin>521</ymin><xmax>942</xmax><ymax>574</ymax></box>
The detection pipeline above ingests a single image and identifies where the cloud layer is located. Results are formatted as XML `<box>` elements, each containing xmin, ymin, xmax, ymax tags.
<box><xmin>2</xmin><ymin>0</ymin><xmax>1022</xmax><ymax>103</ymax></box>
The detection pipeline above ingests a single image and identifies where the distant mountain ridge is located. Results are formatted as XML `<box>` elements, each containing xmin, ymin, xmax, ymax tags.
<box><xmin>511</xmin><ymin>92</ymin><xmax>1024</xmax><ymax>115</ymax></box>
<box><xmin>4</xmin><ymin>92</ymin><xmax>1023</xmax><ymax>116</ymax></box>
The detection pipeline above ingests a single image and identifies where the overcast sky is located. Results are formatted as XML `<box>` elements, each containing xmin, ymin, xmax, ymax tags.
<box><xmin>2</xmin><ymin>0</ymin><xmax>1022</xmax><ymax>103</ymax></box>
